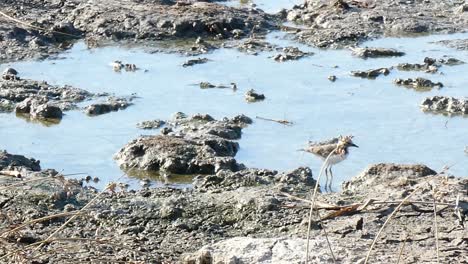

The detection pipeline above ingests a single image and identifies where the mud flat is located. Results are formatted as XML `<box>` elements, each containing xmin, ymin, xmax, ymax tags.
<box><xmin>0</xmin><ymin>150</ymin><xmax>466</xmax><ymax>263</ymax></box>
<box><xmin>0</xmin><ymin>0</ymin><xmax>278</xmax><ymax>62</ymax></box>
<box><xmin>285</xmin><ymin>0</ymin><xmax>468</xmax><ymax>48</ymax></box>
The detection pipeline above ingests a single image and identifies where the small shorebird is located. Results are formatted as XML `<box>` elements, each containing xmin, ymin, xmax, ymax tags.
<box><xmin>301</xmin><ymin>135</ymin><xmax>358</xmax><ymax>191</ymax></box>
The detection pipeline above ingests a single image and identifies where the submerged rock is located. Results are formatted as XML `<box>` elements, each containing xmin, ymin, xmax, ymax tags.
<box><xmin>351</xmin><ymin>68</ymin><xmax>390</xmax><ymax>78</ymax></box>
<box><xmin>273</xmin><ymin>46</ymin><xmax>313</xmax><ymax>62</ymax></box>
<box><xmin>420</xmin><ymin>96</ymin><xmax>468</xmax><ymax>115</ymax></box>
<box><xmin>182</xmin><ymin>58</ymin><xmax>209</xmax><ymax>67</ymax></box>
<box><xmin>351</xmin><ymin>47</ymin><xmax>405</xmax><ymax>58</ymax></box>
<box><xmin>115</xmin><ymin>114</ymin><xmax>252</xmax><ymax>174</ymax></box>
<box><xmin>238</xmin><ymin>38</ymin><xmax>276</xmax><ymax>55</ymax></box>
<box><xmin>245</xmin><ymin>89</ymin><xmax>265</xmax><ymax>102</ymax></box>
<box><xmin>137</xmin><ymin>119</ymin><xmax>166</xmax><ymax>129</ymax></box>
<box><xmin>85</xmin><ymin>97</ymin><xmax>133</xmax><ymax>116</ymax></box>
<box><xmin>394</xmin><ymin>77</ymin><xmax>443</xmax><ymax>90</ymax></box>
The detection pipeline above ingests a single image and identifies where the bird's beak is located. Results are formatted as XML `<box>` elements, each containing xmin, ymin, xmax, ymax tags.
<box><xmin>350</xmin><ymin>143</ymin><xmax>359</xmax><ymax>148</ymax></box>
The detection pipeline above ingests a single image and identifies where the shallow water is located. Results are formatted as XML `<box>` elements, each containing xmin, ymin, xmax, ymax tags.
<box><xmin>223</xmin><ymin>0</ymin><xmax>302</xmax><ymax>13</ymax></box>
<box><xmin>1</xmin><ymin>31</ymin><xmax>468</xmax><ymax>190</ymax></box>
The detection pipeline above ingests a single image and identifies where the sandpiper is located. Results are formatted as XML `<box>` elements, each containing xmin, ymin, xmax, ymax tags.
<box><xmin>301</xmin><ymin>135</ymin><xmax>358</xmax><ymax>191</ymax></box>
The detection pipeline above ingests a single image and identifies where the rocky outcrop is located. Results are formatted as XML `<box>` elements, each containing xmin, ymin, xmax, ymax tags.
<box><xmin>0</xmin><ymin>72</ymin><xmax>92</xmax><ymax>116</ymax></box>
<box><xmin>0</xmin><ymin>150</ymin><xmax>41</xmax><ymax>172</ymax></box>
<box><xmin>394</xmin><ymin>77</ymin><xmax>444</xmax><ymax>90</ymax></box>
<box><xmin>85</xmin><ymin>97</ymin><xmax>133</xmax><ymax>116</ymax></box>
<box><xmin>351</xmin><ymin>67</ymin><xmax>390</xmax><ymax>78</ymax></box>
<box><xmin>0</xmin><ymin>0</ymin><xmax>277</xmax><ymax>62</ymax></box>
<box><xmin>420</xmin><ymin>96</ymin><xmax>468</xmax><ymax>115</ymax></box>
<box><xmin>1</xmin><ymin>159</ymin><xmax>466</xmax><ymax>263</ymax></box>
<box><xmin>351</xmin><ymin>47</ymin><xmax>405</xmax><ymax>58</ymax></box>
<box><xmin>114</xmin><ymin>114</ymin><xmax>252</xmax><ymax>174</ymax></box>
<box><xmin>286</xmin><ymin>0</ymin><xmax>468</xmax><ymax>48</ymax></box>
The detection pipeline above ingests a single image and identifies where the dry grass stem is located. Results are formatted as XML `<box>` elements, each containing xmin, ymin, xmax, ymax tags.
<box><xmin>0</xmin><ymin>11</ymin><xmax>80</xmax><ymax>38</ymax></box>
<box><xmin>396</xmin><ymin>233</ymin><xmax>409</xmax><ymax>264</ymax></box>
<box><xmin>305</xmin><ymin>146</ymin><xmax>338</xmax><ymax>264</ymax></box>
<box><xmin>433</xmin><ymin>194</ymin><xmax>440</xmax><ymax>263</ymax></box>
<box><xmin>364</xmin><ymin>185</ymin><xmax>423</xmax><ymax>264</ymax></box>
<box><xmin>0</xmin><ymin>211</ymin><xmax>86</xmax><ymax>237</ymax></box>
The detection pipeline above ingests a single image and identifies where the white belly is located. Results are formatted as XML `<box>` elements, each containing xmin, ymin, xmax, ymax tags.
<box><xmin>325</xmin><ymin>153</ymin><xmax>348</xmax><ymax>165</ymax></box>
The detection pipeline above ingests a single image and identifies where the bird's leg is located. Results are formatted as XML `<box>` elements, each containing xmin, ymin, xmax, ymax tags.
<box><xmin>328</xmin><ymin>167</ymin><xmax>334</xmax><ymax>192</ymax></box>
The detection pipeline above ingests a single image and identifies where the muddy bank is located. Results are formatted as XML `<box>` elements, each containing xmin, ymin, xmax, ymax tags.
<box><xmin>0</xmin><ymin>0</ymin><xmax>278</xmax><ymax>62</ymax></box>
<box><xmin>285</xmin><ymin>0</ymin><xmax>468</xmax><ymax>48</ymax></box>
<box><xmin>0</xmin><ymin>151</ymin><xmax>466</xmax><ymax>263</ymax></box>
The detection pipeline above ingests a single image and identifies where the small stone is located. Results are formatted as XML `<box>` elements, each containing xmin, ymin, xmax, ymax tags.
<box><xmin>245</xmin><ymin>89</ymin><xmax>265</xmax><ymax>102</ymax></box>
<box><xmin>328</xmin><ymin>75</ymin><xmax>337</xmax><ymax>82</ymax></box>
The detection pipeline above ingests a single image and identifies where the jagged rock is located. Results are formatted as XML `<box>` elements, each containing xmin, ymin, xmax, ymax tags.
<box><xmin>245</xmin><ymin>89</ymin><xmax>265</xmax><ymax>102</ymax></box>
<box><xmin>115</xmin><ymin>114</ymin><xmax>252</xmax><ymax>174</ymax></box>
<box><xmin>85</xmin><ymin>97</ymin><xmax>133</xmax><ymax>115</ymax></box>
<box><xmin>351</xmin><ymin>47</ymin><xmax>405</xmax><ymax>58</ymax></box>
<box><xmin>137</xmin><ymin>119</ymin><xmax>166</xmax><ymax>129</ymax></box>
<box><xmin>182</xmin><ymin>58</ymin><xmax>209</xmax><ymax>67</ymax></box>
<box><xmin>273</xmin><ymin>47</ymin><xmax>313</xmax><ymax>62</ymax></box>
<box><xmin>194</xmin><ymin>167</ymin><xmax>315</xmax><ymax>192</ymax></box>
<box><xmin>1</xmin><ymin>78</ymin><xmax>92</xmax><ymax>113</ymax></box>
<box><xmin>351</xmin><ymin>68</ymin><xmax>390</xmax><ymax>78</ymax></box>
<box><xmin>342</xmin><ymin>163</ymin><xmax>436</xmax><ymax>194</ymax></box>
<box><xmin>0</xmin><ymin>150</ymin><xmax>41</xmax><ymax>172</ymax></box>
<box><xmin>420</xmin><ymin>96</ymin><xmax>468</xmax><ymax>115</ymax></box>
<box><xmin>394</xmin><ymin>77</ymin><xmax>443</xmax><ymax>90</ymax></box>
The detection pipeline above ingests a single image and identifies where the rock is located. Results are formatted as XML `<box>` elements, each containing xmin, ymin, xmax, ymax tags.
<box><xmin>245</xmin><ymin>89</ymin><xmax>265</xmax><ymax>102</ymax></box>
<box><xmin>0</xmin><ymin>150</ymin><xmax>41</xmax><ymax>172</ymax></box>
<box><xmin>351</xmin><ymin>68</ymin><xmax>390</xmax><ymax>78</ymax></box>
<box><xmin>434</xmin><ymin>39</ymin><xmax>468</xmax><ymax>51</ymax></box>
<box><xmin>111</xmin><ymin>61</ymin><xmax>138</xmax><ymax>72</ymax></box>
<box><xmin>15</xmin><ymin>98</ymin><xmax>62</xmax><ymax>120</ymax></box>
<box><xmin>229</xmin><ymin>114</ymin><xmax>253</xmax><ymax>125</ymax></box>
<box><xmin>328</xmin><ymin>75</ymin><xmax>337</xmax><ymax>82</ymax></box>
<box><xmin>394</xmin><ymin>77</ymin><xmax>443</xmax><ymax>90</ymax></box>
<box><xmin>420</xmin><ymin>96</ymin><xmax>468</xmax><ymax>115</ymax></box>
<box><xmin>137</xmin><ymin>119</ymin><xmax>166</xmax><ymax>129</ymax></box>
<box><xmin>2</xmin><ymin>68</ymin><xmax>18</xmax><ymax>76</ymax></box>
<box><xmin>115</xmin><ymin>114</ymin><xmax>251</xmax><ymax>174</ymax></box>
<box><xmin>342</xmin><ymin>163</ymin><xmax>437</xmax><ymax>194</ymax></box>
<box><xmin>438</xmin><ymin>57</ymin><xmax>465</xmax><ymax>66</ymax></box>
<box><xmin>273</xmin><ymin>47</ymin><xmax>313</xmax><ymax>62</ymax></box>
<box><xmin>182</xmin><ymin>58</ymin><xmax>209</xmax><ymax>67</ymax></box>
<box><xmin>1</xmin><ymin>77</ymin><xmax>93</xmax><ymax>115</ymax></box>
<box><xmin>183</xmin><ymin>237</ymin><xmax>334</xmax><ymax>264</ymax></box>
<box><xmin>287</xmin><ymin>0</ymin><xmax>467</xmax><ymax>48</ymax></box>
<box><xmin>2</xmin><ymin>68</ymin><xmax>19</xmax><ymax>80</ymax></box>
<box><xmin>0</xmin><ymin>0</ymin><xmax>277</xmax><ymax>62</ymax></box>
<box><xmin>85</xmin><ymin>97</ymin><xmax>133</xmax><ymax>116</ymax></box>
<box><xmin>30</xmin><ymin>103</ymin><xmax>63</xmax><ymax>119</ymax></box>
<box><xmin>194</xmin><ymin>167</ymin><xmax>315</xmax><ymax>192</ymax></box>
<box><xmin>397</xmin><ymin>62</ymin><xmax>438</xmax><ymax>73</ymax></box>
<box><xmin>238</xmin><ymin>39</ymin><xmax>276</xmax><ymax>55</ymax></box>
<box><xmin>351</xmin><ymin>47</ymin><xmax>405</xmax><ymax>58</ymax></box>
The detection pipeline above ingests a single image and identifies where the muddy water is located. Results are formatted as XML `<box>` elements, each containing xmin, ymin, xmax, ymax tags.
<box><xmin>1</xmin><ymin>32</ymin><xmax>468</xmax><ymax>190</ymax></box>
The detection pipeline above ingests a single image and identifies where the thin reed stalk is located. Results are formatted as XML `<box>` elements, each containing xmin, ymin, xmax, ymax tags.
<box><xmin>305</xmin><ymin>146</ymin><xmax>338</xmax><ymax>263</ymax></box>
<box><xmin>364</xmin><ymin>185</ymin><xmax>423</xmax><ymax>264</ymax></box>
